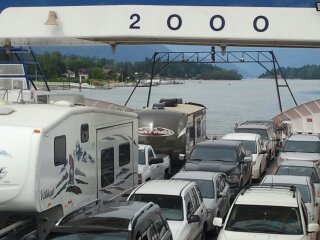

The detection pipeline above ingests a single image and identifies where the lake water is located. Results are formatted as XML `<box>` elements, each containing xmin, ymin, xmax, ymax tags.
<box><xmin>57</xmin><ymin>79</ymin><xmax>320</xmax><ymax>135</ymax></box>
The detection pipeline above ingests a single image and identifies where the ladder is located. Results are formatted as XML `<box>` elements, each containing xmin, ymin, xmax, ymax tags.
<box><xmin>0</xmin><ymin>46</ymin><xmax>50</xmax><ymax>91</ymax></box>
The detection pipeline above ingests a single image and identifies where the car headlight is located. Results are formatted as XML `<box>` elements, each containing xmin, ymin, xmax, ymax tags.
<box><xmin>227</xmin><ymin>175</ymin><xmax>240</xmax><ymax>183</ymax></box>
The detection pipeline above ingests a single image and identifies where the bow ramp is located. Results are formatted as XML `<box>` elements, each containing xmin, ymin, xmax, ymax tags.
<box><xmin>0</xmin><ymin>0</ymin><xmax>319</xmax><ymax>47</ymax></box>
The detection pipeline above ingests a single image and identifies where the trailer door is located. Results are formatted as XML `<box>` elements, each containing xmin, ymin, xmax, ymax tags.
<box><xmin>97</xmin><ymin>123</ymin><xmax>134</xmax><ymax>202</ymax></box>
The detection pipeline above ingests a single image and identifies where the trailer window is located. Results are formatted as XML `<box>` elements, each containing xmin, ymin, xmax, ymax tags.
<box><xmin>101</xmin><ymin>147</ymin><xmax>114</xmax><ymax>187</ymax></box>
<box><xmin>189</xmin><ymin>126</ymin><xmax>195</xmax><ymax>142</ymax></box>
<box><xmin>81</xmin><ymin>124</ymin><xmax>89</xmax><ymax>143</ymax></box>
<box><xmin>54</xmin><ymin>135</ymin><xmax>66</xmax><ymax>166</ymax></box>
<box><xmin>119</xmin><ymin>142</ymin><xmax>130</xmax><ymax>166</ymax></box>
<box><xmin>197</xmin><ymin>118</ymin><xmax>201</xmax><ymax>138</ymax></box>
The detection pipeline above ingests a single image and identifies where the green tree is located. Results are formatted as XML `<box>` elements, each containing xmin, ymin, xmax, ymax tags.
<box><xmin>38</xmin><ymin>52</ymin><xmax>66</xmax><ymax>80</ymax></box>
<box><xmin>91</xmin><ymin>67</ymin><xmax>105</xmax><ymax>79</ymax></box>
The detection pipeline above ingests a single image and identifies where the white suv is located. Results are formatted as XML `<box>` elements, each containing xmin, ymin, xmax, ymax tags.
<box><xmin>222</xmin><ymin>133</ymin><xmax>267</xmax><ymax>181</ymax></box>
<box><xmin>213</xmin><ymin>186</ymin><xmax>319</xmax><ymax>240</ymax></box>
<box><xmin>279</xmin><ymin>134</ymin><xmax>320</xmax><ymax>162</ymax></box>
<box><xmin>128</xmin><ymin>180</ymin><xmax>208</xmax><ymax>240</ymax></box>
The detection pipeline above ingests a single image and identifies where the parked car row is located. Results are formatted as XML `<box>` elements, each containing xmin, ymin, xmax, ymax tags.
<box><xmin>8</xmin><ymin>119</ymin><xmax>320</xmax><ymax>240</ymax></box>
<box><xmin>212</xmin><ymin>131</ymin><xmax>320</xmax><ymax>240</ymax></box>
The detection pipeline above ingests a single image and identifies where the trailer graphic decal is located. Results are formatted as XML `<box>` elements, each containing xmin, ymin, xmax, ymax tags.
<box><xmin>75</xmin><ymin>168</ymin><xmax>86</xmax><ymax>177</ymax></box>
<box><xmin>42</xmin><ymin>141</ymin><xmax>95</xmax><ymax>201</ymax></box>
<box><xmin>99</xmin><ymin>168</ymin><xmax>133</xmax><ymax>195</ymax></box>
<box><xmin>99</xmin><ymin>189</ymin><xmax>113</xmax><ymax>194</ymax></box>
<box><xmin>138</xmin><ymin>127</ymin><xmax>174</xmax><ymax>137</ymax></box>
<box><xmin>41</xmin><ymin>187</ymin><xmax>54</xmax><ymax>200</ymax></box>
<box><xmin>116</xmin><ymin>168</ymin><xmax>130</xmax><ymax>178</ymax></box>
<box><xmin>0</xmin><ymin>167</ymin><xmax>7</xmax><ymax>181</ymax></box>
<box><xmin>75</xmin><ymin>142</ymin><xmax>95</xmax><ymax>163</ymax></box>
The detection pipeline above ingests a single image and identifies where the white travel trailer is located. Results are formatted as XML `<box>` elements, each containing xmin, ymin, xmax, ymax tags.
<box><xmin>0</xmin><ymin>95</ymin><xmax>138</xmax><ymax>237</ymax></box>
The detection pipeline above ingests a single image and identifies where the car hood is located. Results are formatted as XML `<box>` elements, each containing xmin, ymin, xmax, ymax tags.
<box><xmin>167</xmin><ymin>220</ymin><xmax>186</xmax><ymax>239</ymax></box>
<box><xmin>184</xmin><ymin>161</ymin><xmax>239</xmax><ymax>175</ymax></box>
<box><xmin>138</xmin><ymin>164</ymin><xmax>147</xmax><ymax>174</ymax></box>
<box><xmin>218</xmin><ymin>230</ymin><xmax>305</xmax><ymax>240</ymax></box>
<box><xmin>280</xmin><ymin>152</ymin><xmax>320</xmax><ymax>161</ymax></box>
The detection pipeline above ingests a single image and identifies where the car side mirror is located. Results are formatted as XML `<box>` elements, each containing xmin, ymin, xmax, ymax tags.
<box><xmin>308</xmin><ymin>223</ymin><xmax>320</xmax><ymax>233</ymax></box>
<box><xmin>149</xmin><ymin>157</ymin><xmax>164</xmax><ymax>165</ymax></box>
<box><xmin>213</xmin><ymin>217</ymin><xmax>223</xmax><ymax>227</ymax></box>
<box><xmin>188</xmin><ymin>214</ymin><xmax>200</xmax><ymax>224</ymax></box>
<box><xmin>218</xmin><ymin>192</ymin><xmax>227</xmax><ymax>199</ymax></box>
<box><xmin>179</xmin><ymin>154</ymin><xmax>186</xmax><ymax>161</ymax></box>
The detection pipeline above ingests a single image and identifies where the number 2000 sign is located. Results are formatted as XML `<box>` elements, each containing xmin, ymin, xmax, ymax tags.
<box><xmin>129</xmin><ymin>14</ymin><xmax>269</xmax><ymax>32</ymax></box>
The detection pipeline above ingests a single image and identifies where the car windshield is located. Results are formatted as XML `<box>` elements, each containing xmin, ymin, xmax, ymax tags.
<box><xmin>225</xmin><ymin>205</ymin><xmax>303</xmax><ymax>235</ymax></box>
<box><xmin>277</xmin><ymin>166</ymin><xmax>319</xmax><ymax>183</ymax></box>
<box><xmin>239</xmin><ymin>140</ymin><xmax>256</xmax><ymax>154</ymax></box>
<box><xmin>190</xmin><ymin>146</ymin><xmax>237</xmax><ymax>162</ymax></box>
<box><xmin>235</xmin><ymin>128</ymin><xmax>268</xmax><ymax>140</ymax></box>
<box><xmin>138</xmin><ymin>149</ymin><xmax>146</xmax><ymax>165</ymax></box>
<box><xmin>174</xmin><ymin>178</ymin><xmax>214</xmax><ymax>198</ymax></box>
<box><xmin>47</xmin><ymin>232</ymin><xmax>129</xmax><ymax>240</ymax></box>
<box><xmin>283</xmin><ymin>140</ymin><xmax>320</xmax><ymax>153</ymax></box>
<box><xmin>130</xmin><ymin>194</ymin><xmax>183</xmax><ymax>221</ymax></box>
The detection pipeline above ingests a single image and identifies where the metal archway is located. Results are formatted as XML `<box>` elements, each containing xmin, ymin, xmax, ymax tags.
<box><xmin>125</xmin><ymin>50</ymin><xmax>297</xmax><ymax>113</ymax></box>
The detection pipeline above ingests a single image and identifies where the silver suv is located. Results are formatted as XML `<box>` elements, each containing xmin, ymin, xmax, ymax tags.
<box><xmin>279</xmin><ymin>134</ymin><xmax>320</xmax><ymax>162</ymax></box>
<box><xmin>235</xmin><ymin>120</ymin><xmax>277</xmax><ymax>164</ymax></box>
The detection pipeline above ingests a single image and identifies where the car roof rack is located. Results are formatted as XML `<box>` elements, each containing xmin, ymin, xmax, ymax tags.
<box><xmin>240</xmin><ymin>185</ymin><xmax>297</xmax><ymax>198</ymax></box>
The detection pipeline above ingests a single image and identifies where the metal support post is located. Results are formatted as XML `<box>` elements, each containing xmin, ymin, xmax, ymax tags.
<box><xmin>271</xmin><ymin>51</ymin><xmax>282</xmax><ymax>112</ymax></box>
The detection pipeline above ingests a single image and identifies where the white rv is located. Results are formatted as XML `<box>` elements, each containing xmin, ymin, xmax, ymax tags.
<box><xmin>0</xmin><ymin>95</ymin><xmax>138</xmax><ymax>237</ymax></box>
